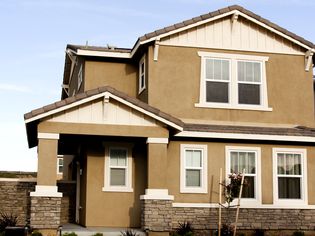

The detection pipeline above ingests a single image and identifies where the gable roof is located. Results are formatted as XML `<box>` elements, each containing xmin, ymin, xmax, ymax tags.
<box><xmin>66</xmin><ymin>5</ymin><xmax>314</xmax><ymax>59</ymax></box>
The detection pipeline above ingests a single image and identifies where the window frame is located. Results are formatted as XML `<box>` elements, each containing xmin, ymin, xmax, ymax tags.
<box><xmin>180</xmin><ymin>144</ymin><xmax>208</xmax><ymax>193</ymax></box>
<box><xmin>225</xmin><ymin>146</ymin><xmax>261</xmax><ymax>206</ymax></box>
<box><xmin>77</xmin><ymin>65</ymin><xmax>83</xmax><ymax>90</ymax></box>
<box><xmin>57</xmin><ymin>157</ymin><xmax>63</xmax><ymax>175</ymax></box>
<box><xmin>103</xmin><ymin>145</ymin><xmax>133</xmax><ymax>192</ymax></box>
<box><xmin>272</xmin><ymin>148</ymin><xmax>307</xmax><ymax>206</ymax></box>
<box><xmin>138</xmin><ymin>54</ymin><xmax>146</xmax><ymax>94</ymax></box>
<box><xmin>196</xmin><ymin>52</ymin><xmax>271</xmax><ymax>111</ymax></box>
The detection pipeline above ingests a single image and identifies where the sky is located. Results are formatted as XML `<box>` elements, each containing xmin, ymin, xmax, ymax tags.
<box><xmin>0</xmin><ymin>0</ymin><xmax>314</xmax><ymax>172</ymax></box>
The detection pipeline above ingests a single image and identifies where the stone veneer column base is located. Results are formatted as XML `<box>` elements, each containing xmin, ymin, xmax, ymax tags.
<box><xmin>30</xmin><ymin>196</ymin><xmax>61</xmax><ymax>229</ymax></box>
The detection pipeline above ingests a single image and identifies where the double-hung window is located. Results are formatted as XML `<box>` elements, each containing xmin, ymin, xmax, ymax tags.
<box><xmin>226</xmin><ymin>146</ymin><xmax>261</xmax><ymax>205</ymax></box>
<box><xmin>57</xmin><ymin>157</ymin><xmax>64</xmax><ymax>175</ymax></box>
<box><xmin>197</xmin><ymin>52</ymin><xmax>270</xmax><ymax>111</ymax></box>
<box><xmin>138</xmin><ymin>55</ymin><xmax>146</xmax><ymax>94</ymax></box>
<box><xmin>273</xmin><ymin>148</ymin><xmax>307</xmax><ymax>205</ymax></box>
<box><xmin>103</xmin><ymin>145</ymin><xmax>133</xmax><ymax>192</ymax></box>
<box><xmin>180</xmin><ymin>144</ymin><xmax>208</xmax><ymax>193</ymax></box>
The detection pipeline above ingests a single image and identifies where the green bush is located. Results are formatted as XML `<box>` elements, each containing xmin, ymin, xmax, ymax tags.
<box><xmin>292</xmin><ymin>231</ymin><xmax>305</xmax><ymax>236</ymax></box>
<box><xmin>121</xmin><ymin>229</ymin><xmax>138</xmax><ymax>236</ymax></box>
<box><xmin>0</xmin><ymin>212</ymin><xmax>18</xmax><ymax>232</ymax></box>
<box><xmin>31</xmin><ymin>231</ymin><xmax>43</xmax><ymax>236</ymax></box>
<box><xmin>92</xmin><ymin>233</ymin><xmax>103</xmax><ymax>236</ymax></box>
<box><xmin>63</xmin><ymin>232</ymin><xmax>78</xmax><ymax>236</ymax></box>
<box><xmin>175</xmin><ymin>222</ymin><xmax>194</xmax><ymax>236</ymax></box>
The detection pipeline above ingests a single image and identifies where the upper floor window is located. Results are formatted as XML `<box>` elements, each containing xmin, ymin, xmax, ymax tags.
<box><xmin>103</xmin><ymin>144</ymin><xmax>133</xmax><ymax>192</ymax></box>
<box><xmin>226</xmin><ymin>146</ymin><xmax>261</xmax><ymax>205</ymax></box>
<box><xmin>273</xmin><ymin>148</ymin><xmax>307</xmax><ymax>205</ymax></box>
<box><xmin>57</xmin><ymin>157</ymin><xmax>63</xmax><ymax>175</ymax></box>
<box><xmin>196</xmin><ymin>52</ymin><xmax>271</xmax><ymax>111</ymax></box>
<box><xmin>180</xmin><ymin>144</ymin><xmax>208</xmax><ymax>193</ymax></box>
<box><xmin>138</xmin><ymin>55</ymin><xmax>146</xmax><ymax>94</ymax></box>
<box><xmin>77</xmin><ymin>65</ymin><xmax>83</xmax><ymax>90</ymax></box>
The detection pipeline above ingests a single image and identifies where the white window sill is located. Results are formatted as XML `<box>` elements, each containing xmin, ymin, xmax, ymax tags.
<box><xmin>195</xmin><ymin>103</ymin><xmax>273</xmax><ymax>112</ymax></box>
<box><xmin>180</xmin><ymin>187</ymin><xmax>207</xmax><ymax>194</ymax></box>
<box><xmin>102</xmin><ymin>186</ymin><xmax>133</xmax><ymax>193</ymax></box>
<box><xmin>273</xmin><ymin>199</ymin><xmax>307</xmax><ymax>207</ymax></box>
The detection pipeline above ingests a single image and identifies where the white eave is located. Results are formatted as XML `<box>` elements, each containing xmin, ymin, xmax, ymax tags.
<box><xmin>76</xmin><ymin>49</ymin><xmax>131</xmax><ymax>59</ymax></box>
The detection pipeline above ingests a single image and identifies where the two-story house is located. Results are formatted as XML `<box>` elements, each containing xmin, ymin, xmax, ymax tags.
<box><xmin>24</xmin><ymin>5</ymin><xmax>315</xmax><ymax>235</ymax></box>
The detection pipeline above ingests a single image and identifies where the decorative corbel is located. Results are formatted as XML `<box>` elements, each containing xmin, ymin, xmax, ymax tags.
<box><xmin>103</xmin><ymin>93</ymin><xmax>110</xmax><ymax>120</ymax></box>
<box><xmin>231</xmin><ymin>13</ymin><xmax>239</xmax><ymax>31</ymax></box>
<box><xmin>153</xmin><ymin>38</ymin><xmax>160</xmax><ymax>62</ymax></box>
<box><xmin>305</xmin><ymin>50</ymin><xmax>314</xmax><ymax>72</ymax></box>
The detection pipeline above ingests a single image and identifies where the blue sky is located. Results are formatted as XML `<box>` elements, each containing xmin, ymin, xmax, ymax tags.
<box><xmin>0</xmin><ymin>0</ymin><xmax>314</xmax><ymax>171</ymax></box>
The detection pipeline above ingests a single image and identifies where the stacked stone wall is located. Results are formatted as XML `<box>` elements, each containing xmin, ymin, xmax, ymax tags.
<box><xmin>0</xmin><ymin>179</ymin><xmax>76</xmax><ymax>226</ymax></box>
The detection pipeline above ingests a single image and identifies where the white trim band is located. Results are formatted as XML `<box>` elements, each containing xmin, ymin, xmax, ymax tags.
<box><xmin>38</xmin><ymin>133</ymin><xmax>60</xmax><ymax>140</ymax></box>
<box><xmin>172</xmin><ymin>202</ymin><xmax>315</xmax><ymax>209</ymax></box>
<box><xmin>30</xmin><ymin>185</ymin><xmax>63</xmax><ymax>197</ymax></box>
<box><xmin>146</xmin><ymin>138</ymin><xmax>169</xmax><ymax>144</ymax></box>
<box><xmin>140</xmin><ymin>189</ymin><xmax>174</xmax><ymax>200</ymax></box>
<box><xmin>175</xmin><ymin>131</ymin><xmax>315</xmax><ymax>143</ymax></box>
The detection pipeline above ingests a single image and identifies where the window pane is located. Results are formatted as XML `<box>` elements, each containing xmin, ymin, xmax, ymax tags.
<box><xmin>110</xmin><ymin>149</ymin><xmax>127</xmax><ymax>166</ymax></box>
<box><xmin>186</xmin><ymin>170</ymin><xmax>201</xmax><ymax>187</ymax></box>
<box><xmin>238</xmin><ymin>84</ymin><xmax>260</xmax><ymax>105</ymax></box>
<box><xmin>238</xmin><ymin>61</ymin><xmax>261</xmax><ymax>82</ymax></box>
<box><xmin>242</xmin><ymin>176</ymin><xmax>255</xmax><ymax>198</ymax></box>
<box><xmin>222</xmin><ymin>60</ymin><xmax>229</xmax><ymax>81</ymax></box>
<box><xmin>185</xmin><ymin>150</ymin><xmax>201</xmax><ymax>167</ymax></box>
<box><xmin>110</xmin><ymin>168</ymin><xmax>126</xmax><ymax>186</ymax></box>
<box><xmin>248</xmin><ymin>152</ymin><xmax>256</xmax><ymax>174</ymax></box>
<box><xmin>278</xmin><ymin>177</ymin><xmax>301</xmax><ymax>199</ymax></box>
<box><xmin>294</xmin><ymin>154</ymin><xmax>301</xmax><ymax>175</ymax></box>
<box><xmin>206</xmin><ymin>81</ymin><xmax>229</xmax><ymax>103</ymax></box>
<box><xmin>205</xmin><ymin>59</ymin><xmax>214</xmax><ymax>80</ymax></box>
<box><xmin>206</xmin><ymin>59</ymin><xmax>229</xmax><ymax>81</ymax></box>
<box><xmin>238</xmin><ymin>61</ymin><xmax>245</xmax><ymax>82</ymax></box>
<box><xmin>277</xmin><ymin>153</ymin><xmax>285</xmax><ymax>174</ymax></box>
<box><xmin>245</xmin><ymin>62</ymin><xmax>254</xmax><ymax>82</ymax></box>
<box><xmin>185</xmin><ymin>150</ymin><xmax>193</xmax><ymax>167</ymax></box>
<box><xmin>230</xmin><ymin>152</ymin><xmax>238</xmax><ymax>173</ymax></box>
<box><xmin>253</xmin><ymin>63</ymin><xmax>261</xmax><ymax>82</ymax></box>
<box><xmin>213</xmin><ymin>60</ymin><xmax>222</xmax><ymax>80</ymax></box>
<box><xmin>239</xmin><ymin>152</ymin><xmax>246</xmax><ymax>173</ymax></box>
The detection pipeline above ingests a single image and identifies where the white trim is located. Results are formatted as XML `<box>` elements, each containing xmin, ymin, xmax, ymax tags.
<box><xmin>272</xmin><ymin>148</ymin><xmax>308</xmax><ymax>206</ymax></box>
<box><xmin>146</xmin><ymin>138</ymin><xmax>169</xmax><ymax>144</ymax></box>
<box><xmin>38</xmin><ymin>133</ymin><xmax>60</xmax><ymax>140</ymax></box>
<box><xmin>225</xmin><ymin>146</ymin><xmax>261</xmax><ymax>207</ymax></box>
<box><xmin>172</xmin><ymin>202</ymin><xmax>315</xmax><ymax>209</ymax></box>
<box><xmin>77</xmin><ymin>49</ymin><xmax>131</xmax><ymax>58</ymax></box>
<box><xmin>180</xmin><ymin>144</ymin><xmax>208</xmax><ymax>193</ymax></box>
<box><xmin>25</xmin><ymin>91</ymin><xmax>183</xmax><ymax>131</ymax></box>
<box><xmin>138</xmin><ymin>54</ymin><xmax>146</xmax><ymax>94</ymax></box>
<box><xmin>30</xmin><ymin>185</ymin><xmax>63</xmax><ymax>197</ymax></box>
<box><xmin>175</xmin><ymin>131</ymin><xmax>315</xmax><ymax>143</ymax></box>
<box><xmin>103</xmin><ymin>145</ymin><xmax>133</xmax><ymax>193</ymax></box>
<box><xmin>197</xmin><ymin>51</ymin><xmax>270</xmax><ymax>111</ymax></box>
<box><xmin>140</xmin><ymin>189</ymin><xmax>174</xmax><ymax>200</ymax></box>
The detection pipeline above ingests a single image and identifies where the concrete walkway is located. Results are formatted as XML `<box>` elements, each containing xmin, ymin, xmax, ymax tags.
<box><xmin>62</xmin><ymin>224</ymin><xmax>146</xmax><ymax>236</ymax></box>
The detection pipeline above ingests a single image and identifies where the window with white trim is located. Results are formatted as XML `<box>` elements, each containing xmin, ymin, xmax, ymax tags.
<box><xmin>273</xmin><ymin>148</ymin><xmax>307</xmax><ymax>205</ymax></box>
<box><xmin>57</xmin><ymin>157</ymin><xmax>63</xmax><ymax>174</ymax></box>
<box><xmin>138</xmin><ymin>55</ymin><xmax>146</xmax><ymax>94</ymax></box>
<box><xmin>77</xmin><ymin>65</ymin><xmax>83</xmax><ymax>90</ymax></box>
<box><xmin>196</xmin><ymin>52</ymin><xmax>270</xmax><ymax>111</ymax></box>
<box><xmin>180</xmin><ymin>144</ymin><xmax>207</xmax><ymax>193</ymax></box>
<box><xmin>103</xmin><ymin>146</ymin><xmax>133</xmax><ymax>192</ymax></box>
<box><xmin>226</xmin><ymin>146</ymin><xmax>260</xmax><ymax>203</ymax></box>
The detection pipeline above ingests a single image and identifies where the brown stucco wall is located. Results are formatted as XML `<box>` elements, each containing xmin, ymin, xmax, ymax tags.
<box><xmin>84</xmin><ymin>60</ymin><xmax>137</xmax><ymax>98</ymax></box>
<box><xmin>83</xmin><ymin>141</ymin><xmax>147</xmax><ymax>227</ymax></box>
<box><xmin>166</xmin><ymin>141</ymin><xmax>315</xmax><ymax>205</ymax></box>
<box><xmin>147</xmin><ymin>45</ymin><xmax>315</xmax><ymax>127</ymax></box>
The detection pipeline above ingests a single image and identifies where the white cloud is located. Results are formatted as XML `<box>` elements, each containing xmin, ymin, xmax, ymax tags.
<box><xmin>0</xmin><ymin>83</ymin><xmax>31</xmax><ymax>93</ymax></box>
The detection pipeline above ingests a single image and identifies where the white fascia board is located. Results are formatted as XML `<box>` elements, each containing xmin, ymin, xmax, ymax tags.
<box><xmin>175</xmin><ymin>131</ymin><xmax>315</xmax><ymax>143</ymax></box>
<box><xmin>146</xmin><ymin>138</ymin><xmax>169</xmax><ymax>144</ymax></box>
<box><xmin>77</xmin><ymin>49</ymin><xmax>131</xmax><ymax>59</ymax></box>
<box><xmin>25</xmin><ymin>91</ymin><xmax>183</xmax><ymax>131</ymax></box>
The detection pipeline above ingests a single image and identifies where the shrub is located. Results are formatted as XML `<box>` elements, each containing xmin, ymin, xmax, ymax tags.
<box><xmin>175</xmin><ymin>222</ymin><xmax>194</xmax><ymax>236</ymax></box>
<box><xmin>92</xmin><ymin>233</ymin><xmax>103</xmax><ymax>236</ymax></box>
<box><xmin>0</xmin><ymin>212</ymin><xmax>18</xmax><ymax>232</ymax></box>
<box><xmin>63</xmin><ymin>232</ymin><xmax>78</xmax><ymax>236</ymax></box>
<box><xmin>254</xmin><ymin>229</ymin><xmax>265</xmax><ymax>236</ymax></box>
<box><xmin>221</xmin><ymin>224</ymin><xmax>234</xmax><ymax>236</ymax></box>
<box><xmin>31</xmin><ymin>231</ymin><xmax>43</xmax><ymax>236</ymax></box>
<box><xmin>292</xmin><ymin>231</ymin><xmax>305</xmax><ymax>236</ymax></box>
<box><xmin>121</xmin><ymin>229</ymin><xmax>138</xmax><ymax>236</ymax></box>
